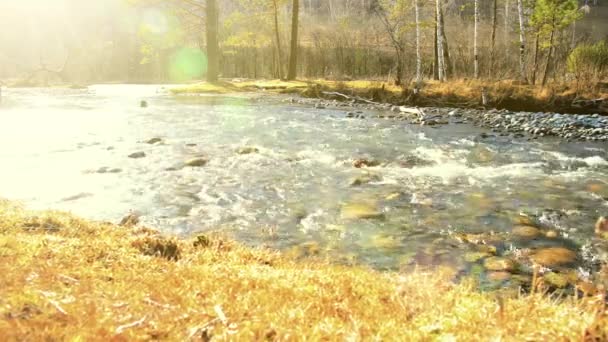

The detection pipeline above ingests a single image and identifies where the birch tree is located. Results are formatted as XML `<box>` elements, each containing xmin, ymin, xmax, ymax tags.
<box><xmin>436</xmin><ymin>0</ymin><xmax>446</xmax><ymax>81</ymax></box>
<box><xmin>415</xmin><ymin>0</ymin><xmax>422</xmax><ymax>84</ymax></box>
<box><xmin>517</xmin><ymin>0</ymin><xmax>527</xmax><ymax>82</ymax></box>
<box><xmin>473</xmin><ymin>0</ymin><xmax>479</xmax><ymax>79</ymax></box>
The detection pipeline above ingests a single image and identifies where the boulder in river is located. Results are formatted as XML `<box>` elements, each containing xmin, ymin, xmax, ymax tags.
<box><xmin>349</xmin><ymin>173</ymin><xmax>382</xmax><ymax>187</ymax></box>
<box><xmin>531</xmin><ymin>247</ymin><xmax>577</xmax><ymax>267</ymax></box>
<box><xmin>119</xmin><ymin>213</ymin><xmax>140</xmax><ymax>227</ymax></box>
<box><xmin>185</xmin><ymin>158</ymin><xmax>208</xmax><ymax>167</ymax></box>
<box><xmin>128</xmin><ymin>152</ymin><xmax>146</xmax><ymax>159</ymax></box>
<box><xmin>341</xmin><ymin>203</ymin><xmax>384</xmax><ymax>220</ymax></box>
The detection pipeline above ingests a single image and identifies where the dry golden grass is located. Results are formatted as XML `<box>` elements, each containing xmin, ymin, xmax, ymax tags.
<box><xmin>1</xmin><ymin>200</ymin><xmax>607</xmax><ymax>341</ymax></box>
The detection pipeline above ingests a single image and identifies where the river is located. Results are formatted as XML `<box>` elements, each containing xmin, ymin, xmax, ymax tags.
<box><xmin>1</xmin><ymin>85</ymin><xmax>607</xmax><ymax>283</ymax></box>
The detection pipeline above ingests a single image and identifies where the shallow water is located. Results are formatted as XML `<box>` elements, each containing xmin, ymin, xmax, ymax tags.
<box><xmin>1</xmin><ymin>85</ymin><xmax>607</xmax><ymax>273</ymax></box>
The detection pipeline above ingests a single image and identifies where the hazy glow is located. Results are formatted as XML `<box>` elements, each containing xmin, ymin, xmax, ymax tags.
<box><xmin>142</xmin><ymin>8</ymin><xmax>169</xmax><ymax>35</ymax></box>
<box><xmin>169</xmin><ymin>48</ymin><xmax>207</xmax><ymax>81</ymax></box>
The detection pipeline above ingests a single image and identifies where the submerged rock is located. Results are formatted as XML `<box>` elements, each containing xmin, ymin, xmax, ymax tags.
<box><xmin>128</xmin><ymin>152</ymin><xmax>146</xmax><ymax>159</ymax></box>
<box><xmin>353</xmin><ymin>159</ymin><xmax>380</xmax><ymax>168</ymax></box>
<box><xmin>483</xmin><ymin>257</ymin><xmax>515</xmax><ymax>272</ymax></box>
<box><xmin>145</xmin><ymin>137</ymin><xmax>163</xmax><ymax>144</ymax></box>
<box><xmin>236</xmin><ymin>146</ymin><xmax>260</xmax><ymax>155</ymax></box>
<box><xmin>531</xmin><ymin>247</ymin><xmax>577</xmax><ymax>267</ymax></box>
<box><xmin>595</xmin><ymin>217</ymin><xmax>608</xmax><ymax>238</ymax></box>
<box><xmin>512</xmin><ymin>225</ymin><xmax>541</xmax><ymax>239</ymax></box>
<box><xmin>487</xmin><ymin>271</ymin><xmax>511</xmax><ymax>282</ymax></box>
<box><xmin>185</xmin><ymin>158</ymin><xmax>208</xmax><ymax>167</ymax></box>
<box><xmin>341</xmin><ymin>203</ymin><xmax>384</xmax><ymax>220</ymax></box>
<box><xmin>349</xmin><ymin>173</ymin><xmax>382</xmax><ymax>187</ymax></box>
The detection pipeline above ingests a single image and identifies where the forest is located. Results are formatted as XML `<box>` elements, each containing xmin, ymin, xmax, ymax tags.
<box><xmin>1</xmin><ymin>0</ymin><xmax>607</xmax><ymax>89</ymax></box>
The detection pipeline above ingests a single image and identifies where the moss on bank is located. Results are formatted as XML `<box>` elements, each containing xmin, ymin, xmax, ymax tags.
<box><xmin>0</xmin><ymin>200</ymin><xmax>607</xmax><ymax>340</ymax></box>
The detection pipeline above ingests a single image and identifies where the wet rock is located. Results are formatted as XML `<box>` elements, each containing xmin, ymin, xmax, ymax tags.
<box><xmin>145</xmin><ymin>137</ymin><xmax>163</xmax><ymax>144</ymax></box>
<box><xmin>128</xmin><ymin>152</ymin><xmax>146</xmax><ymax>159</ymax></box>
<box><xmin>61</xmin><ymin>192</ymin><xmax>93</xmax><ymax>202</ymax></box>
<box><xmin>353</xmin><ymin>159</ymin><xmax>380</xmax><ymax>168</ymax></box>
<box><xmin>483</xmin><ymin>257</ymin><xmax>515</xmax><ymax>272</ymax></box>
<box><xmin>185</xmin><ymin>143</ymin><xmax>197</xmax><ymax>147</ymax></box>
<box><xmin>545</xmin><ymin>230</ymin><xmax>559</xmax><ymax>238</ymax></box>
<box><xmin>236</xmin><ymin>146</ymin><xmax>260</xmax><ymax>155</ymax></box>
<box><xmin>385</xmin><ymin>192</ymin><xmax>402</xmax><ymax>201</ymax></box>
<box><xmin>341</xmin><ymin>203</ymin><xmax>384</xmax><ymax>220</ymax></box>
<box><xmin>464</xmin><ymin>252</ymin><xmax>491</xmax><ymax>263</ymax></box>
<box><xmin>542</xmin><ymin>271</ymin><xmax>576</xmax><ymax>289</ymax></box>
<box><xmin>185</xmin><ymin>158</ymin><xmax>208</xmax><ymax>167</ymax></box>
<box><xmin>96</xmin><ymin>167</ymin><xmax>122</xmax><ymax>174</ymax></box>
<box><xmin>193</xmin><ymin>234</ymin><xmax>211</xmax><ymax>248</ymax></box>
<box><xmin>349</xmin><ymin>173</ymin><xmax>382</xmax><ymax>186</ymax></box>
<box><xmin>595</xmin><ymin>217</ymin><xmax>608</xmax><ymax>238</ymax></box>
<box><xmin>487</xmin><ymin>271</ymin><xmax>512</xmax><ymax>282</ymax></box>
<box><xmin>140</xmin><ymin>100</ymin><xmax>148</xmax><ymax>108</ymax></box>
<box><xmin>398</xmin><ymin>155</ymin><xmax>434</xmax><ymax>168</ymax></box>
<box><xmin>119</xmin><ymin>213</ymin><xmax>140</xmax><ymax>227</ymax></box>
<box><xmin>512</xmin><ymin>225</ymin><xmax>541</xmax><ymax>239</ymax></box>
<box><xmin>531</xmin><ymin>247</ymin><xmax>577</xmax><ymax>267</ymax></box>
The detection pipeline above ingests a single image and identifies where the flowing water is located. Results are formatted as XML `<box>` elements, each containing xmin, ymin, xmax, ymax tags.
<box><xmin>1</xmin><ymin>85</ymin><xmax>607</xmax><ymax>276</ymax></box>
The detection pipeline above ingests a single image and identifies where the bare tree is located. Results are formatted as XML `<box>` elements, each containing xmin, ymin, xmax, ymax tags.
<box><xmin>415</xmin><ymin>0</ymin><xmax>422</xmax><ymax>84</ymax></box>
<box><xmin>474</xmin><ymin>0</ymin><xmax>479</xmax><ymax>78</ymax></box>
<box><xmin>517</xmin><ymin>0</ymin><xmax>527</xmax><ymax>82</ymax></box>
<box><xmin>272</xmin><ymin>0</ymin><xmax>284</xmax><ymax>79</ymax></box>
<box><xmin>287</xmin><ymin>0</ymin><xmax>300</xmax><ymax>80</ymax></box>
<box><xmin>489</xmin><ymin>0</ymin><xmax>498</xmax><ymax>78</ymax></box>
<box><xmin>206</xmin><ymin>0</ymin><xmax>219</xmax><ymax>82</ymax></box>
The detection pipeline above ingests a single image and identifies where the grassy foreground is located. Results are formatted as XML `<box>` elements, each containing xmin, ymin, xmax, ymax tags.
<box><xmin>1</xmin><ymin>200</ymin><xmax>607</xmax><ymax>341</ymax></box>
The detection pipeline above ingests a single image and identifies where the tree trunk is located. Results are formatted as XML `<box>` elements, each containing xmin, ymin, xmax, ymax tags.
<box><xmin>531</xmin><ymin>30</ymin><xmax>539</xmax><ymax>85</ymax></box>
<box><xmin>272</xmin><ymin>0</ymin><xmax>284</xmax><ymax>79</ymax></box>
<box><xmin>415</xmin><ymin>0</ymin><xmax>422</xmax><ymax>84</ymax></box>
<box><xmin>287</xmin><ymin>0</ymin><xmax>300</xmax><ymax>80</ymax></box>
<box><xmin>516</xmin><ymin>0</ymin><xmax>527</xmax><ymax>82</ymax></box>
<box><xmin>206</xmin><ymin>0</ymin><xmax>219</xmax><ymax>82</ymax></box>
<box><xmin>541</xmin><ymin>18</ymin><xmax>556</xmax><ymax>86</ymax></box>
<box><xmin>474</xmin><ymin>0</ymin><xmax>479</xmax><ymax>78</ymax></box>
<box><xmin>504</xmin><ymin>0</ymin><xmax>510</xmax><ymax>62</ymax></box>
<box><xmin>489</xmin><ymin>0</ymin><xmax>497</xmax><ymax>79</ymax></box>
<box><xmin>433</xmin><ymin>6</ymin><xmax>439</xmax><ymax>80</ymax></box>
<box><xmin>440</xmin><ymin>6</ymin><xmax>451</xmax><ymax>78</ymax></box>
<box><xmin>436</xmin><ymin>0</ymin><xmax>446</xmax><ymax>82</ymax></box>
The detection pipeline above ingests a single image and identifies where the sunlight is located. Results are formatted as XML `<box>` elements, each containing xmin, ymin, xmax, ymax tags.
<box><xmin>142</xmin><ymin>8</ymin><xmax>169</xmax><ymax>35</ymax></box>
<box><xmin>169</xmin><ymin>48</ymin><xmax>207</xmax><ymax>81</ymax></box>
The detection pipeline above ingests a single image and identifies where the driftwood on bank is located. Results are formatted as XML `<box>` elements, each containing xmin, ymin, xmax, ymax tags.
<box><xmin>320</xmin><ymin>91</ymin><xmax>380</xmax><ymax>105</ymax></box>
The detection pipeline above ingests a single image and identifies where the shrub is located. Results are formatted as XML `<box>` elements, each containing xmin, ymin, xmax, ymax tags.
<box><xmin>567</xmin><ymin>40</ymin><xmax>608</xmax><ymax>87</ymax></box>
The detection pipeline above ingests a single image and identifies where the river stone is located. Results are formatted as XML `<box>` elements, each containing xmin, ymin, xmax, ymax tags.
<box><xmin>185</xmin><ymin>158</ymin><xmax>208</xmax><ymax>167</ymax></box>
<box><xmin>595</xmin><ymin>217</ymin><xmax>608</xmax><ymax>239</ymax></box>
<box><xmin>464</xmin><ymin>252</ymin><xmax>491</xmax><ymax>263</ymax></box>
<box><xmin>512</xmin><ymin>225</ymin><xmax>541</xmax><ymax>239</ymax></box>
<box><xmin>531</xmin><ymin>247</ymin><xmax>577</xmax><ymax>267</ymax></box>
<box><xmin>483</xmin><ymin>257</ymin><xmax>515</xmax><ymax>272</ymax></box>
<box><xmin>542</xmin><ymin>271</ymin><xmax>577</xmax><ymax>289</ymax></box>
<box><xmin>353</xmin><ymin>159</ymin><xmax>380</xmax><ymax>168</ymax></box>
<box><xmin>237</xmin><ymin>147</ymin><xmax>259</xmax><ymax>155</ymax></box>
<box><xmin>128</xmin><ymin>152</ymin><xmax>146</xmax><ymax>159</ymax></box>
<box><xmin>341</xmin><ymin>203</ymin><xmax>384</xmax><ymax>220</ymax></box>
<box><xmin>487</xmin><ymin>271</ymin><xmax>511</xmax><ymax>282</ymax></box>
<box><xmin>349</xmin><ymin>173</ymin><xmax>382</xmax><ymax>187</ymax></box>
<box><xmin>146</xmin><ymin>137</ymin><xmax>163</xmax><ymax>144</ymax></box>
<box><xmin>545</xmin><ymin>230</ymin><xmax>558</xmax><ymax>238</ymax></box>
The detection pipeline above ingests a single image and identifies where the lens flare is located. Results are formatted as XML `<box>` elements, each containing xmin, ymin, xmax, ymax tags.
<box><xmin>169</xmin><ymin>48</ymin><xmax>207</xmax><ymax>82</ymax></box>
<box><xmin>142</xmin><ymin>9</ymin><xmax>168</xmax><ymax>35</ymax></box>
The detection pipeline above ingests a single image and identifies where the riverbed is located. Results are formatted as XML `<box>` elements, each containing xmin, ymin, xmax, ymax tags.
<box><xmin>1</xmin><ymin>85</ymin><xmax>607</xmax><ymax>284</ymax></box>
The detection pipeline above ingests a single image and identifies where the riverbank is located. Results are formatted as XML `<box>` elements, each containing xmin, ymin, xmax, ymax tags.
<box><xmin>0</xmin><ymin>200</ymin><xmax>607</xmax><ymax>340</ymax></box>
<box><xmin>171</xmin><ymin>79</ymin><xmax>608</xmax><ymax>115</ymax></box>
